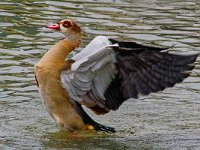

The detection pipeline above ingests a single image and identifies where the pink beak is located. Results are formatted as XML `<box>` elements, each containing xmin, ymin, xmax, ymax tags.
<box><xmin>46</xmin><ymin>23</ymin><xmax>60</xmax><ymax>30</ymax></box>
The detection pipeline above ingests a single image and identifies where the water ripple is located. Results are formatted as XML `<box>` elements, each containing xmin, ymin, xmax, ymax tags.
<box><xmin>0</xmin><ymin>0</ymin><xmax>200</xmax><ymax>149</ymax></box>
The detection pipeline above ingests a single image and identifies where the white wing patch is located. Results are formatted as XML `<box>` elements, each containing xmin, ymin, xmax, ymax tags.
<box><xmin>61</xmin><ymin>36</ymin><xmax>118</xmax><ymax>105</ymax></box>
<box><xmin>72</xmin><ymin>36</ymin><xmax>112</xmax><ymax>61</ymax></box>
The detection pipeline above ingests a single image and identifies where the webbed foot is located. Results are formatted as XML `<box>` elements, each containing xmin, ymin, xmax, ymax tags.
<box><xmin>85</xmin><ymin>122</ymin><xmax>116</xmax><ymax>133</ymax></box>
<box><xmin>92</xmin><ymin>122</ymin><xmax>116</xmax><ymax>133</ymax></box>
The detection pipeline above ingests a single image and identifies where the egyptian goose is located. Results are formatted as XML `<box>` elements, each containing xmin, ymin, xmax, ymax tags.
<box><xmin>34</xmin><ymin>19</ymin><xmax>198</xmax><ymax>133</ymax></box>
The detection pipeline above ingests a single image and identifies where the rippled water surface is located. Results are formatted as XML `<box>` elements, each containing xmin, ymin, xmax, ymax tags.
<box><xmin>1</xmin><ymin>0</ymin><xmax>200</xmax><ymax>149</ymax></box>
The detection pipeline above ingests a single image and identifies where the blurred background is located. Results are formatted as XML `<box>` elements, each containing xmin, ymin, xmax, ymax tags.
<box><xmin>0</xmin><ymin>0</ymin><xmax>200</xmax><ymax>149</ymax></box>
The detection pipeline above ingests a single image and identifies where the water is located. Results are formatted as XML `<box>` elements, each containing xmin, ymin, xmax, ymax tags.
<box><xmin>0</xmin><ymin>0</ymin><xmax>200</xmax><ymax>149</ymax></box>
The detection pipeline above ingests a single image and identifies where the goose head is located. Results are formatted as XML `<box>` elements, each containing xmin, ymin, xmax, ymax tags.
<box><xmin>47</xmin><ymin>19</ymin><xmax>83</xmax><ymax>41</ymax></box>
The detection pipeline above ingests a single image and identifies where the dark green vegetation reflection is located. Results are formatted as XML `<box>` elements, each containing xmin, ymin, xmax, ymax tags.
<box><xmin>0</xmin><ymin>0</ymin><xmax>200</xmax><ymax>149</ymax></box>
<box><xmin>42</xmin><ymin>131</ymin><xmax>130</xmax><ymax>149</ymax></box>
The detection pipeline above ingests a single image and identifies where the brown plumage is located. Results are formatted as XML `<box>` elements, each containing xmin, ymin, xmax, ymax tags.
<box><xmin>35</xmin><ymin>40</ymin><xmax>85</xmax><ymax>131</ymax></box>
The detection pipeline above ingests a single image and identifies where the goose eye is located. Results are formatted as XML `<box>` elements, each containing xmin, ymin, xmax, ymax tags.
<box><xmin>62</xmin><ymin>20</ymin><xmax>72</xmax><ymax>28</ymax></box>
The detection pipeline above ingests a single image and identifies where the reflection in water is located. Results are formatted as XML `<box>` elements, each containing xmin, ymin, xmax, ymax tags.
<box><xmin>0</xmin><ymin>0</ymin><xmax>200</xmax><ymax>149</ymax></box>
<box><xmin>41</xmin><ymin>131</ymin><xmax>131</xmax><ymax>149</ymax></box>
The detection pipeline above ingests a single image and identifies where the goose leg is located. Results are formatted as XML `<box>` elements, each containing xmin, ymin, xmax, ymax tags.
<box><xmin>74</xmin><ymin>101</ymin><xmax>116</xmax><ymax>133</ymax></box>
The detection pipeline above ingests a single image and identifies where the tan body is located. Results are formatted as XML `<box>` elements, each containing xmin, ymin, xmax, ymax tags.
<box><xmin>34</xmin><ymin>40</ymin><xmax>85</xmax><ymax>131</ymax></box>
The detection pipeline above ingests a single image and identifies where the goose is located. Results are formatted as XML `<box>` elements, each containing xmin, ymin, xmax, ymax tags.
<box><xmin>34</xmin><ymin>19</ymin><xmax>198</xmax><ymax>133</ymax></box>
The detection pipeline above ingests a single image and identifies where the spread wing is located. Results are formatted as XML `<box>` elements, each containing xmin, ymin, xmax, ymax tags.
<box><xmin>61</xmin><ymin>36</ymin><xmax>118</xmax><ymax>113</ymax></box>
<box><xmin>61</xmin><ymin>36</ymin><xmax>199</xmax><ymax>114</ymax></box>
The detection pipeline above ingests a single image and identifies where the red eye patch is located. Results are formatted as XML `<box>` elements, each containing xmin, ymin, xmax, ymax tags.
<box><xmin>62</xmin><ymin>20</ymin><xmax>72</xmax><ymax>28</ymax></box>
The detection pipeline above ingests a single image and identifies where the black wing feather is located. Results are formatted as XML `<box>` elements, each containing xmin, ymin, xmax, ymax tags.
<box><xmin>104</xmin><ymin>39</ymin><xmax>198</xmax><ymax>110</ymax></box>
<box><xmin>109</xmin><ymin>38</ymin><xmax>168</xmax><ymax>53</ymax></box>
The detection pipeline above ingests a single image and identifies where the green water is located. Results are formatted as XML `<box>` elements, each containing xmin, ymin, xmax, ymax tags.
<box><xmin>0</xmin><ymin>0</ymin><xmax>200</xmax><ymax>149</ymax></box>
